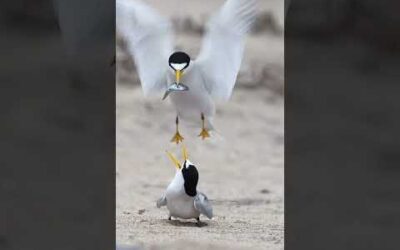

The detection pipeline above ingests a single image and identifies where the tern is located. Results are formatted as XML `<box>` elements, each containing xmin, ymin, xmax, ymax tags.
<box><xmin>157</xmin><ymin>146</ymin><xmax>213</xmax><ymax>225</ymax></box>
<box><xmin>117</xmin><ymin>0</ymin><xmax>258</xmax><ymax>143</ymax></box>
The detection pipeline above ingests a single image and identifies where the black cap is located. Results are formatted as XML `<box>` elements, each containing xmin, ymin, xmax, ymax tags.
<box><xmin>169</xmin><ymin>51</ymin><xmax>190</xmax><ymax>69</ymax></box>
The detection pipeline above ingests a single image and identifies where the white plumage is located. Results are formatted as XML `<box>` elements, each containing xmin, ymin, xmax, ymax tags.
<box><xmin>157</xmin><ymin>169</ymin><xmax>212</xmax><ymax>220</ymax></box>
<box><xmin>117</xmin><ymin>0</ymin><xmax>174</xmax><ymax>96</ymax></box>
<box><xmin>157</xmin><ymin>153</ymin><xmax>213</xmax><ymax>222</ymax></box>
<box><xmin>117</xmin><ymin>0</ymin><xmax>258</xmax><ymax>137</ymax></box>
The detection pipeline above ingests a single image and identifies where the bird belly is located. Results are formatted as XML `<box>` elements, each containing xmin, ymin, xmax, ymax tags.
<box><xmin>170</xmin><ymin>91</ymin><xmax>214</xmax><ymax>116</ymax></box>
<box><xmin>167</xmin><ymin>66</ymin><xmax>215</xmax><ymax>129</ymax></box>
<box><xmin>165</xmin><ymin>189</ymin><xmax>199</xmax><ymax>219</ymax></box>
<box><xmin>170</xmin><ymin>91</ymin><xmax>215</xmax><ymax>130</ymax></box>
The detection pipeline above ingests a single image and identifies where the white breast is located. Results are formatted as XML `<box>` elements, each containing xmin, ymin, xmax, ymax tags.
<box><xmin>165</xmin><ymin>171</ymin><xmax>200</xmax><ymax>219</ymax></box>
<box><xmin>167</xmin><ymin>63</ymin><xmax>216</xmax><ymax>128</ymax></box>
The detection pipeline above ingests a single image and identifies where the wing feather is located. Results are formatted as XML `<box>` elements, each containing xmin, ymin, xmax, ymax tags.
<box><xmin>194</xmin><ymin>192</ymin><xmax>213</xmax><ymax>219</ymax></box>
<box><xmin>195</xmin><ymin>0</ymin><xmax>258</xmax><ymax>100</ymax></box>
<box><xmin>156</xmin><ymin>194</ymin><xmax>167</xmax><ymax>208</ymax></box>
<box><xmin>116</xmin><ymin>0</ymin><xmax>174</xmax><ymax>96</ymax></box>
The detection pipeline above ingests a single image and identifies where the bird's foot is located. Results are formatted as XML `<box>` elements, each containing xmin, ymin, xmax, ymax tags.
<box><xmin>198</xmin><ymin>128</ymin><xmax>210</xmax><ymax>140</ymax></box>
<box><xmin>196</xmin><ymin>217</ymin><xmax>204</xmax><ymax>227</ymax></box>
<box><xmin>168</xmin><ymin>216</ymin><xmax>172</xmax><ymax>221</ymax></box>
<box><xmin>171</xmin><ymin>131</ymin><xmax>184</xmax><ymax>144</ymax></box>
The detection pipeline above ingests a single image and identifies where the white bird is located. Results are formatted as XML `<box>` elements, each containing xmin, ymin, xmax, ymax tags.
<box><xmin>117</xmin><ymin>0</ymin><xmax>258</xmax><ymax>144</ymax></box>
<box><xmin>157</xmin><ymin>146</ymin><xmax>213</xmax><ymax>224</ymax></box>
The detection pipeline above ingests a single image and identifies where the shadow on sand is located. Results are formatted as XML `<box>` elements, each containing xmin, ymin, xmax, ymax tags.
<box><xmin>165</xmin><ymin>219</ymin><xmax>209</xmax><ymax>228</ymax></box>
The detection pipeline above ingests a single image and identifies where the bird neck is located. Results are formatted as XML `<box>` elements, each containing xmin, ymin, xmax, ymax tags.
<box><xmin>184</xmin><ymin>181</ymin><xmax>197</xmax><ymax>197</ymax></box>
<box><xmin>182</xmin><ymin>168</ymin><xmax>198</xmax><ymax>197</ymax></box>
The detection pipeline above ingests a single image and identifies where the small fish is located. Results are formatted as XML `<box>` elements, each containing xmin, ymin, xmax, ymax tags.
<box><xmin>162</xmin><ymin>83</ymin><xmax>189</xmax><ymax>100</ymax></box>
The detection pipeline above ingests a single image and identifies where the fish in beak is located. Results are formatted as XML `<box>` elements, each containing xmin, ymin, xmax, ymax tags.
<box><xmin>162</xmin><ymin>70</ymin><xmax>189</xmax><ymax>100</ymax></box>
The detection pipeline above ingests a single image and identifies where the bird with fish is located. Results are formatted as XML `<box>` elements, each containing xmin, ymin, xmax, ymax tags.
<box><xmin>117</xmin><ymin>0</ymin><xmax>258</xmax><ymax>144</ymax></box>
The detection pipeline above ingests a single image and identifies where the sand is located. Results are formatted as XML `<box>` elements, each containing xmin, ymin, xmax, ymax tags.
<box><xmin>116</xmin><ymin>0</ymin><xmax>283</xmax><ymax>249</ymax></box>
<box><xmin>116</xmin><ymin>86</ymin><xmax>283</xmax><ymax>250</ymax></box>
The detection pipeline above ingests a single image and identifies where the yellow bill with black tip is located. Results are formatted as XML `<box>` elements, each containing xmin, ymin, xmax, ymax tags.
<box><xmin>166</xmin><ymin>151</ymin><xmax>181</xmax><ymax>170</ymax></box>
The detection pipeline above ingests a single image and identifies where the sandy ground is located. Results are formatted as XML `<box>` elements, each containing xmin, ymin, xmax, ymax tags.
<box><xmin>116</xmin><ymin>86</ymin><xmax>283</xmax><ymax>250</ymax></box>
<box><xmin>116</xmin><ymin>0</ymin><xmax>283</xmax><ymax>249</ymax></box>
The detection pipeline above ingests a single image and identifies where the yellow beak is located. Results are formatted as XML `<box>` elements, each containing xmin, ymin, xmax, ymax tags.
<box><xmin>166</xmin><ymin>145</ymin><xmax>189</xmax><ymax>170</ymax></box>
<box><xmin>175</xmin><ymin>70</ymin><xmax>181</xmax><ymax>84</ymax></box>
<box><xmin>166</xmin><ymin>151</ymin><xmax>181</xmax><ymax>170</ymax></box>
<box><xmin>182</xmin><ymin>144</ymin><xmax>188</xmax><ymax>161</ymax></box>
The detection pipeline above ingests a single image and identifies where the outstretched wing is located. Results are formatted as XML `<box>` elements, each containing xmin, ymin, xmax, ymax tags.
<box><xmin>116</xmin><ymin>0</ymin><xmax>174</xmax><ymax>96</ymax></box>
<box><xmin>194</xmin><ymin>192</ymin><xmax>213</xmax><ymax>219</ymax></box>
<box><xmin>195</xmin><ymin>0</ymin><xmax>258</xmax><ymax>100</ymax></box>
<box><xmin>156</xmin><ymin>194</ymin><xmax>167</xmax><ymax>208</ymax></box>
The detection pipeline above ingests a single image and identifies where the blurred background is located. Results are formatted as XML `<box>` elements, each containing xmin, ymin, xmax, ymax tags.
<box><xmin>0</xmin><ymin>0</ymin><xmax>115</xmax><ymax>249</ymax></box>
<box><xmin>286</xmin><ymin>0</ymin><xmax>400</xmax><ymax>250</ymax></box>
<box><xmin>116</xmin><ymin>0</ymin><xmax>284</xmax><ymax>249</ymax></box>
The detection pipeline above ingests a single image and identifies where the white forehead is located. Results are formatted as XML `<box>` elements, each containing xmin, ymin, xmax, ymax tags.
<box><xmin>171</xmin><ymin>63</ymin><xmax>187</xmax><ymax>70</ymax></box>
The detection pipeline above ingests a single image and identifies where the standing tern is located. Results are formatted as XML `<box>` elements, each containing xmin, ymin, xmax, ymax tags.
<box><xmin>157</xmin><ymin>145</ymin><xmax>213</xmax><ymax>225</ymax></box>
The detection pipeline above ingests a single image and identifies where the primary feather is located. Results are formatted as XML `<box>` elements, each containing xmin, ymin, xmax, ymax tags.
<box><xmin>196</xmin><ymin>0</ymin><xmax>258</xmax><ymax>100</ymax></box>
<box><xmin>117</xmin><ymin>0</ymin><xmax>257</xmax><ymax>101</ymax></box>
<box><xmin>117</xmin><ymin>0</ymin><xmax>257</xmax><ymax>132</ymax></box>
<box><xmin>156</xmin><ymin>194</ymin><xmax>167</xmax><ymax>208</ymax></box>
<box><xmin>116</xmin><ymin>0</ymin><xmax>174</xmax><ymax>96</ymax></box>
<box><xmin>194</xmin><ymin>192</ymin><xmax>213</xmax><ymax>219</ymax></box>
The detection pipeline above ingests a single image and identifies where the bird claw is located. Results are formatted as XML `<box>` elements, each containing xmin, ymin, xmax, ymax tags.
<box><xmin>198</xmin><ymin>128</ymin><xmax>210</xmax><ymax>140</ymax></box>
<box><xmin>171</xmin><ymin>131</ymin><xmax>184</xmax><ymax>144</ymax></box>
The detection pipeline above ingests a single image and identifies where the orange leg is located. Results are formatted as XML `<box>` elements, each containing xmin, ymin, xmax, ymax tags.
<box><xmin>171</xmin><ymin>116</ymin><xmax>184</xmax><ymax>144</ymax></box>
<box><xmin>198</xmin><ymin>113</ymin><xmax>210</xmax><ymax>140</ymax></box>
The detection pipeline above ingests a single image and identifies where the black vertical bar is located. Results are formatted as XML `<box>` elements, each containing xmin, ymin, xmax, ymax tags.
<box><xmin>0</xmin><ymin>0</ymin><xmax>115</xmax><ymax>249</ymax></box>
<box><xmin>285</xmin><ymin>0</ymin><xmax>400</xmax><ymax>249</ymax></box>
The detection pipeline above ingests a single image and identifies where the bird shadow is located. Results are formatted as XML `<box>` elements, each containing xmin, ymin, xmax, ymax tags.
<box><xmin>164</xmin><ymin>219</ymin><xmax>208</xmax><ymax>228</ymax></box>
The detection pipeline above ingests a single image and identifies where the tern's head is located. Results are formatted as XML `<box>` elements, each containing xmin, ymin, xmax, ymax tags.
<box><xmin>166</xmin><ymin>145</ymin><xmax>199</xmax><ymax>196</ymax></box>
<box><xmin>168</xmin><ymin>52</ymin><xmax>190</xmax><ymax>83</ymax></box>
<box><xmin>169</xmin><ymin>51</ymin><xmax>190</xmax><ymax>71</ymax></box>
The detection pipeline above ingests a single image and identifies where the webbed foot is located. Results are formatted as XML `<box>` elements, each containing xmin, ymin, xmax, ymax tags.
<box><xmin>198</xmin><ymin>113</ymin><xmax>210</xmax><ymax>140</ymax></box>
<box><xmin>198</xmin><ymin>128</ymin><xmax>210</xmax><ymax>140</ymax></box>
<box><xmin>171</xmin><ymin>116</ymin><xmax>184</xmax><ymax>144</ymax></box>
<box><xmin>171</xmin><ymin>131</ymin><xmax>184</xmax><ymax>144</ymax></box>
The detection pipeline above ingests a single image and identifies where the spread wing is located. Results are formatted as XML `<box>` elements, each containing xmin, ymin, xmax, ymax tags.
<box><xmin>195</xmin><ymin>0</ymin><xmax>258</xmax><ymax>100</ymax></box>
<box><xmin>156</xmin><ymin>194</ymin><xmax>167</xmax><ymax>208</ymax></box>
<box><xmin>116</xmin><ymin>0</ymin><xmax>174</xmax><ymax>96</ymax></box>
<box><xmin>194</xmin><ymin>192</ymin><xmax>213</xmax><ymax>219</ymax></box>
